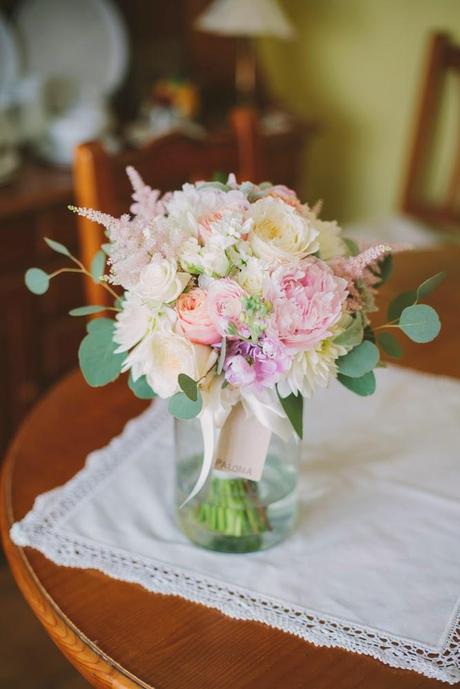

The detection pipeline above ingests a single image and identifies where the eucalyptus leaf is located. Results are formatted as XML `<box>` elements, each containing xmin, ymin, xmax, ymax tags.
<box><xmin>416</xmin><ymin>271</ymin><xmax>446</xmax><ymax>300</ymax></box>
<box><xmin>44</xmin><ymin>236</ymin><xmax>72</xmax><ymax>257</ymax></box>
<box><xmin>337</xmin><ymin>340</ymin><xmax>380</xmax><ymax>378</ymax></box>
<box><xmin>388</xmin><ymin>290</ymin><xmax>417</xmax><ymax>322</ymax></box>
<box><xmin>217</xmin><ymin>338</ymin><xmax>227</xmax><ymax>375</ymax></box>
<box><xmin>343</xmin><ymin>237</ymin><xmax>359</xmax><ymax>256</ymax></box>
<box><xmin>338</xmin><ymin>371</ymin><xmax>376</xmax><ymax>396</ymax></box>
<box><xmin>25</xmin><ymin>268</ymin><xmax>50</xmax><ymax>295</ymax></box>
<box><xmin>277</xmin><ymin>389</ymin><xmax>303</xmax><ymax>439</ymax></box>
<box><xmin>333</xmin><ymin>314</ymin><xmax>363</xmax><ymax>348</ymax></box>
<box><xmin>69</xmin><ymin>305</ymin><xmax>107</xmax><ymax>317</ymax></box>
<box><xmin>90</xmin><ymin>250</ymin><xmax>106</xmax><ymax>282</ymax></box>
<box><xmin>86</xmin><ymin>317</ymin><xmax>114</xmax><ymax>334</ymax></box>
<box><xmin>78</xmin><ymin>318</ymin><xmax>124</xmax><ymax>386</ymax></box>
<box><xmin>128</xmin><ymin>373</ymin><xmax>156</xmax><ymax>399</ymax></box>
<box><xmin>178</xmin><ymin>373</ymin><xmax>198</xmax><ymax>401</ymax></box>
<box><xmin>399</xmin><ymin>304</ymin><xmax>441</xmax><ymax>343</ymax></box>
<box><xmin>377</xmin><ymin>331</ymin><xmax>403</xmax><ymax>358</ymax></box>
<box><xmin>168</xmin><ymin>391</ymin><xmax>203</xmax><ymax>419</ymax></box>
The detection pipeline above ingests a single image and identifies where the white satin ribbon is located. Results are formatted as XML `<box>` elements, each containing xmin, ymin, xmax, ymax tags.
<box><xmin>180</xmin><ymin>381</ymin><xmax>293</xmax><ymax>507</ymax></box>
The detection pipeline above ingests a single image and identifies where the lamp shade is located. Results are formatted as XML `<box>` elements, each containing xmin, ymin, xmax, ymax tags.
<box><xmin>195</xmin><ymin>0</ymin><xmax>295</xmax><ymax>39</ymax></box>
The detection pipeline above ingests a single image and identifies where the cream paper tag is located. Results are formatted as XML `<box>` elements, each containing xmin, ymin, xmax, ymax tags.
<box><xmin>213</xmin><ymin>403</ymin><xmax>272</xmax><ymax>481</ymax></box>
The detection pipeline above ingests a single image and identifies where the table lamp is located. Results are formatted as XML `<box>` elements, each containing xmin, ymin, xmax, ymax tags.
<box><xmin>195</xmin><ymin>0</ymin><xmax>295</xmax><ymax>102</ymax></box>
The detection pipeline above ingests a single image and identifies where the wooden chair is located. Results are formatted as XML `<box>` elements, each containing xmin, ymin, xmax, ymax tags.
<box><xmin>73</xmin><ymin>107</ymin><xmax>264</xmax><ymax>306</ymax></box>
<box><xmin>401</xmin><ymin>32</ymin><xmax>460</xmax><ymax>231</ymax></box>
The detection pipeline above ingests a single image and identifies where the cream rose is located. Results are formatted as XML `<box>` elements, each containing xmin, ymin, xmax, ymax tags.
<box><xmin>124</xmin><ymin>330</ymin><xmax>217</xmax><ymax>398</ymax></box>
<box><xmin>249</xmin><ymin>196</ymin><xmax>319</xmax><ymax>264</ymax></box>
<box><xmin>135</xmin><ymin>256</ymin><xmax>190</xmax><ymax>303</ymax></box>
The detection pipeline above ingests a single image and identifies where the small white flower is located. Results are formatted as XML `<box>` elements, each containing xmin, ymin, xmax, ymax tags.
<box><xmin>277</xmin><ymin>340</ymin><xmax>346</xmax><ymax>399</ymax></box>
<box><xmin>134</xmin><ymin>256</ymin><xmax>189</xmax><ymax>303</ymax></box>
<box><xmin>249</xmin><ymin>196</ymin><xmax>319</xmax><ymax>264</ymax></box>
<box><xmin>236</xmin><ymin>257</ymin><xmax>266</xmax><ymax>295</ymax></box>
<box><xmin>179</xmin><ymin>237</ymin><xmax>229</xmax><ymax>277</ymax></box>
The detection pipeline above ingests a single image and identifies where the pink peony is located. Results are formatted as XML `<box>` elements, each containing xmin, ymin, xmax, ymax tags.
<box><xmin>176</xmin><ymin>288</ymin><xmax>221</xmax><ymax>345</ymax></box>
<box><xmin>206</xmin><ymin>279</ymin><xmax>248</xmax><ymax>337</ymax></box>
<box><xmin>265</xmin><ymin>259</ymin><xmax>348</xmax><ymax>351</ymax></box>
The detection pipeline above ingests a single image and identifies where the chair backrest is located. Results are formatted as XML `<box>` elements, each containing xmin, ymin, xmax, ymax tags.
<box><xmin>401</xmin><ymin>32</ymin><xmax>460</xmax><ymax>231</ymax></box>
<box><xmin>73</xmin><ymin>107</ymin><xmax>263</xmax><ymax>306</ymax></box>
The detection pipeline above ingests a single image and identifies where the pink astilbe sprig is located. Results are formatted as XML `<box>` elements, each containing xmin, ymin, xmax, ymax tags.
<box><xmin>70</xmin><ymin>167</ymin><xmax>188</xmax><ymax>289</ymax></box>
<box><xmin>126</xmin><ymin>166</ymin><xmax>165</xmax><ymax>223</ymax></box>
<box><xmin>331</xmin><ymin>243</ymin><xmax>410</xmax><ymax>312</ymax></box>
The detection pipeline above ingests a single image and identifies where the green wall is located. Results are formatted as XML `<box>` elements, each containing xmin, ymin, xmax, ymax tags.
<box><xmin>258</xmin><ymin>0</ymin><xmax>460</xmax><ymax>224</ymax></box>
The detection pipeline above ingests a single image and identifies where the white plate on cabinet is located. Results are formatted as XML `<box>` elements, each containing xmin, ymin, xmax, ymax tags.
<box><xmin>14</xmin><ymin>0</ymin><xmax>129</xmax><ymax>100</ymax></box>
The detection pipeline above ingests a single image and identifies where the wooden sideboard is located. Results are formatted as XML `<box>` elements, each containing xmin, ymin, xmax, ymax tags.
<box><xmin>0</xmin><ymin>162</ymin><xmax>86</xmax><ymax>455</ymax></box>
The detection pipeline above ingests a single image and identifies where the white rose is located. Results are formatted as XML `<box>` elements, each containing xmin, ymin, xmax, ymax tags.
<box><xmin>135</xmin><ymin>257</ymin><xmax>190</xmax><ymax>303</ymax></box>
<box><xmin>249</xmin><ymin>197</ymin><xmax>319</xmax><ymax>264</ymax></box>
<box><xmin>302</xmin><ymin>210</ymin><xmax>347</xmax><ymax>262</ymax></box>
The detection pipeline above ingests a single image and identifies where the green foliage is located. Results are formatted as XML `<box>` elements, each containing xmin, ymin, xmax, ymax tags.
<box><xmin>178</xmin><ymin>373</ymin><xmax>198</xmax><ymax>401</ymax></box>
<box><xmin>277</xmin><ymin>389</ymin><xmax>303</xmax><ymax>439</ymax></box>
<box><xmin>338</xmin><ymin>371</ymin><xmax>376</xmax><ymax>396</ymax></box>
<box><xmin>90</xmin><ymin>250</ymin><xmax>106</xmax><ymax>282</ymax></box>
<box><xmin>377</xmin><ymin>332</ymin><xmax>403</xmax><ymax>358</ymax></box>
<box><xmin>128</xmin><ymin>373</ymin><xmax>156</xmax><ymax>399</ymax></box>
<box><xmin>337</xmin><ymin>340</ymin><xmax>380</xmax><ymax>378</ymax></box>
<box><xmin>168</xmin><ymin>390</ymin><xmax>203</xmax><ymax>419</ymax></box>
<box><xmin>333</xmin><ymin>314</ymin><xmax>364</xmax><ymax>348</ymax></box>
<box><xmin>417</xmin><ymin>271</ymin><xmax>446</xmax><ymax>300</ymax></box>
<box><xmin>388</xmin><ymin>290</ymin><xmax>417</xmax><ymax>322</ymax></box>
<box><xmin>212</xmin><ymin>170</ymin><xmax>228</xmax><ymax>184</ymax></box>
<box><xmin>343</xmin><ymin>237</ymin><xmax>359</xmax><ymax>256</ymax></box>
<box><xmin>25</xmin><ymin>268</ymin><xmax>49</xmax><ymax>294</ymax></box>
<box><xmin>375</xmin><ymin>254</ymin><xmax>393</xmax><ymax>285</ymax></box>
<box><xmin>86</xmin><ymin>317</ymin><xmax>113</xmax><ymax>334</ymax></box>
<box><xmin>399</xmin><ymin>304</ymin><xmax>441</xmax><ymax>343</ymax></box>
<box><xmin>78</xmin><ymin>318</ymin><xmax>124</xmax><ymax>386</ymax></box>
<box><xmin>69</xmin><ymin>305</ymin><xmax>107</xmax><ymax>317</ymax></box>
<box><xmin>44</xmin><ymin>237</ymin><xmax>72</xmax><ymax>257</ymax></box>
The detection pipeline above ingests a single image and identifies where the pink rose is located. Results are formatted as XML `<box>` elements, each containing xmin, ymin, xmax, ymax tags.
<box><xmin>176</xmin><ymin>288</ymin><xmax>221</xmax><ymax>345</ymax></box>
<box><xmin>265</xmin><ymin>258</ymin><xmax>348</xmax><ymax>351</ymax></box>
<box><xmin>207</xmin><ymin>278</ymin><xmax>248</xmax><ymax>337</ymax></box>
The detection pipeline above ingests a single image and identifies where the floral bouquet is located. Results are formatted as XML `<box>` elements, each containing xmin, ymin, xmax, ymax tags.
<box><xmin>26</xmin><ymin>171</ymin><xmax>444</xmax><ymax>552</ymax></box>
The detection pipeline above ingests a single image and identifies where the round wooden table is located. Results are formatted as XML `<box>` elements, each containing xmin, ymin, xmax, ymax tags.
<box><xmin>2</xmin><ymin>249</ymin><xmax>460</xmax><ymax>689</ymax></box>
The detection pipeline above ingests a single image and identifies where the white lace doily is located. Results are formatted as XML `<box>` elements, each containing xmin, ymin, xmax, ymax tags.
<box><xmin>11</xmin><ymin>366</ymin><xmax>460</xmax><ymax>684</ymax></box>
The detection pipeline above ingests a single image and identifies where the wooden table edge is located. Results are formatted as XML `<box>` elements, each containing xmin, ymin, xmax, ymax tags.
<box><xmin>0</xmin><ymin>374</ymin><xmax>152</xmax><ymax>689</ymax></box>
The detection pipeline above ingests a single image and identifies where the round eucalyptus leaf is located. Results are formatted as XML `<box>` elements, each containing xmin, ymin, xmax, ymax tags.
<box><xmin>399</xmin><ymin>304</ymin><xmax>441</xmax><ymax>343</ymax></box>
<box><xmin>178</xmin><ymin>373</ymin><xmax>198</xmax><ymax>401</ymax></box>
<box><xmin>388</xmin><ymin>290</ymin><xmax>417</xmax><ymax>322</ymax></box>
<box><xmin>86</xmin><ymin>317</ymin><xmax>114</xmax><ymax>334</ymax></box>
<box><xmin>377</xmin><ymin>332</ymin><xmax>403</xmax><ymax>358</ymax></box>
<box><xmin>128</xmin><ymin>373</ymin><xmax>156</xmax><ymax>399</ymax></box>
<box><xmin>25</xmin><ymin>268</ymin><xmax>50</xmax><ymax>295</ymax></box>
<box><xmin>90</xmin><ymin>250</ymin><xmax>106</xmax><ymax>282</ymax></box>
<box><xmin>78</xmin><ymin>319</ymin><xmax>124</xmax><ymax>386</ymax></box>
<box><xmin>337</xmin><ymin>340</ymin><xmax>380</xmax><ymax>378</ymax></box>
<box><xmin>338</xmin><ymin>371</ymin><xmax>376</xmax><ymax>397</ymax></box>
<box><xmin>333</xmin><ymin>314</ymin><xmax>363</xmax><ymax>348</ymax></box>
<box><xmin>168</xmin><ymin>391</ymin><xmax>202</xmax><ymax>419</ymax></box>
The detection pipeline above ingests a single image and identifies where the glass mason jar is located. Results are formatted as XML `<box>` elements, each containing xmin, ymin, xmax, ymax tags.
<box><xmin>175</xmin><ymin>410</ymin><xmax>300</xmax><ymax>554</ymax></box>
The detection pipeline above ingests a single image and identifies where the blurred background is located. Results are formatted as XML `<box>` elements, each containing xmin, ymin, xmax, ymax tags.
<box><xmin>0</xmin><ymin>1</ymin><xmax>459</xmax><ymax>687</ymax></box>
